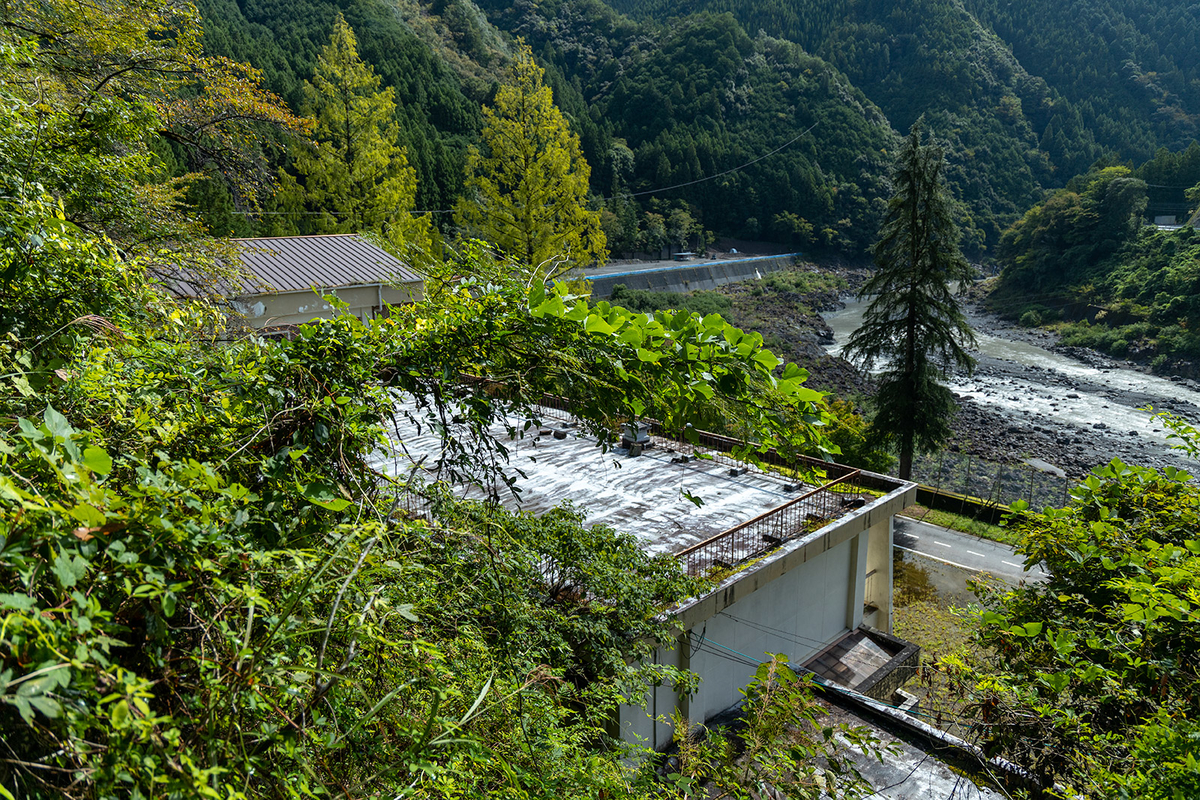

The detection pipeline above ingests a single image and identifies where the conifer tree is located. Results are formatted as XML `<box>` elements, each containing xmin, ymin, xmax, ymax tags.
<box><xmin>281</xmin><ymin>15</ymin><xmax>433</xmax><ymax>255</ymax></box>
<box><xmin>843</xmin><ymin>120</ymin><xmax>976</xmax><ymax>480</ymax></box>
<box><xmin>455</xmin><ymin>43</ymin><xmax>606</xmax><ymax>279</ymax></box>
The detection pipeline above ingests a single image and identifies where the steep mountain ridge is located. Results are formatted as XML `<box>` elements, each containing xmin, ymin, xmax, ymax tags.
<box><xmin>193</xmin><ymin>0</ymin><xmax>1199</xmax><ymax>253</ymax></box>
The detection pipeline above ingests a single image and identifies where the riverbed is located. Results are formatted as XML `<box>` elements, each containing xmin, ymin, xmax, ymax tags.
<box><xmin>821</xmin><ymin>294</ymin><xmax>1200</xmax><ymax>478</ymax></box>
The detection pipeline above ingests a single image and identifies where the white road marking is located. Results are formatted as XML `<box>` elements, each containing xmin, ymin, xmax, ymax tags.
<box><xmin>1002</xmin><ymin>560</ymin><xmax>1022</xmax><ymax>568</ymax></box>
<box><xmin>968</xmin><ymin>550</ymin><xmax>984</xmax><ymax>557</ymax></box>
<box><xmin>933</xmin><ymin>541</ymin><xmax>952</xmax><ymax>548</ymax></box>
<box><xmin>894</xmin><ymin>545</ymin><xmax>980</xmax><ymax>573</ymax></box>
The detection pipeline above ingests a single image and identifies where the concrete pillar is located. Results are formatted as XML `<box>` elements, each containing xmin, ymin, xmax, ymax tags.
<box><xmin>863</xmin><ymin>517</ymin><xmax>894</xmax><ymax>634</ymax></box>
<box><xmin>846</xmin><ymin>532</ymin><xmax>867</xmax><ymax>630</ymax></box>
<box><xmin>675</xmin><ymin>630</ymin><xmax>691</xmax><ymax>730</ymax></box>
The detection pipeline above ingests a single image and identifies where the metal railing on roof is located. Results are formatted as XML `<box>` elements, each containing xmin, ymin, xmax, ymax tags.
<box><xmin>438</xmin><ymin>389</ymin><xmax>897</xmax><ymax>578</ymax></box>
<box><xmin>674</xmin><ymin>470</ymin><xmax>864</xmax><ymax>578</ymax></box>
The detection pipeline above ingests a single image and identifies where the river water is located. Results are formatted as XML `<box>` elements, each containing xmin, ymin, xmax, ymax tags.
<box><xmin>821</xmin><ymin>293</ymin><xmax>1200</xmax><ymax>475</ymax></box>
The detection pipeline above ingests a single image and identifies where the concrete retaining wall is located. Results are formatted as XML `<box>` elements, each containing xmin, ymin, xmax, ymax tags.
<box><xmin>589</xmin><ymin>253</ymin><xmax>802</xmax><ymax>299</ymax></box>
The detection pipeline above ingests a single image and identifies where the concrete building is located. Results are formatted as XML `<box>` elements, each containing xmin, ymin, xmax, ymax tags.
<box><xmin>381</xmin><ymin>398</ymin><xmax>918</xmax><ymax>750</ymax></box>
<box><xmin>206</xmin><ymin>234</ymin><xmax>423</xmax><ymax>328</ymax></box>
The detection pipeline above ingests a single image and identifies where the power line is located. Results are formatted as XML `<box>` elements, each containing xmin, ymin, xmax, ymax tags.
<box><xmin>1143</xmin><ymin>182</ymin><xmax>1196</xmax><ymax>189</ymax></box>
<box><xmin>230</xmin><ymin>121</ymin><xmax>821</xmax><ymax>217</ymax></box>
<box><xmin>231</xmin><ymin>208</ymin><xmax>454</xmax><ymax>216</ymax></box>
<box><xmin>615</xmin><ymin>121</ymin><xmax>821</xmax><ymax>199</ymax></box>
<box><xmin>690</xmin><ymin>628</ymin><xmax>978</xmax><ymax>728</ymax></box>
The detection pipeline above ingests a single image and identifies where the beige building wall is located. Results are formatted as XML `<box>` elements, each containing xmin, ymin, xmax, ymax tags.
<box><xmin>231</xmin><ymin>282</ymin><xmax>423</xmax><ymax>327</ymax></box>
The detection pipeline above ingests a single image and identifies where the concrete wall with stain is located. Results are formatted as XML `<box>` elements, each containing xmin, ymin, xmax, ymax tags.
<box><xmin>231</xmin><ymin>282</ymin><xmax>422</xmax><ymax>327</ymax></box>
<box><xmin>588</xmin><ymin>254</ymin><xmax>801</xmax><ymax>299</ymax></box>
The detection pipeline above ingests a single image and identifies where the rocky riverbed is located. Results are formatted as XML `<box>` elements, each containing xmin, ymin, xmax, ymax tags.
<box><xmin>842</xmin><ymin>294</ymin><xmax>1200</xmax><ymax>478</ymax></box>
<box><xmin>708</xmin><ymin>259</ymin><xmax>1200</xmax><ymax>479</ymax></box>
<box><xmin>947</xmin><ymin>307</ymin><xmax>1197</xmax><ymax>477</ymax></box>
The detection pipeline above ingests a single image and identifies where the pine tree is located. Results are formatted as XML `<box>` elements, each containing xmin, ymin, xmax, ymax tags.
<box><xmin>455</xmin><ymin>43</ymin><xmax>606</xmax><ymax>279</ymax></box>
<box><xmin>843</xmin><ymin>120</ymin><xmax>976</xmax><ymax>480</ymax></box>
<box><xmin>281</xmin><ymin>14</ymin><xmax>433</xmax><ymax>255</ymax></box>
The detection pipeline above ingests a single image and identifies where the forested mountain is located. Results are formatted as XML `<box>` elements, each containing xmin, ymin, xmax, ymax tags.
<box><xmin>597</xmin><ymin>0</ymin><xmax>1199</xmax><ymax>246</ymax></box>
<box><xmin>604</xmin><ymin>0</ymin><xmax>1054</xmax><ymax>247</ymax></box>
<box><xmin>965</xmin><ymin>0</ymin><xmax>1199</xmax><ymax>159</ymax></box>
<box><xmin>492</xmin><ymin>7</ymin><xmax>900</xmax><ymax>253</ymax></box>
<box><xmin>191</xmin><ymin>0</ymin><xmax>1199</xmax><ymax>255</ymax></box>
<box><xmin>195</xmin><ymin>0</ymin><xmax>496</xmax><ymax>224</ymax></box>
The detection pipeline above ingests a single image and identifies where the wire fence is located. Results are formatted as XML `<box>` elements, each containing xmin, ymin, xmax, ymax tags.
<box><xmin>911</xmin><ymin>450</ymin><xmax>1073</xmax><ymax>511</ymax></box>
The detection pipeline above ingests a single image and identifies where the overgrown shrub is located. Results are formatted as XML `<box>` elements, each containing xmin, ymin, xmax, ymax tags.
<box><xmin>609</xmin><ymin>283</ymin><xmax>732</xmax><ymax>316</ymax></box>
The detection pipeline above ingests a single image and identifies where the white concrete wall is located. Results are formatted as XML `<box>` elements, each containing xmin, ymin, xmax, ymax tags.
<box><xmin>621</xmin><ymin>536</ymin><xmax>861</xmax><ymax>750</ymax></box>
<box><xmin>863</xmin><ymin>517</ymin><xmax>893</xmax><ymax>633</ymax></box>
<box><xmin>618</xmin><ymin>483</ymin><xmax>915</xmax><ymax>752</ymax></box>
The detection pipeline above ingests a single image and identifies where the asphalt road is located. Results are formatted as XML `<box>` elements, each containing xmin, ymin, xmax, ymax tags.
<box><xmin>894</xmin><ymin>516</ymin><xmax>1048</xmax><ymax>584</ymax></box>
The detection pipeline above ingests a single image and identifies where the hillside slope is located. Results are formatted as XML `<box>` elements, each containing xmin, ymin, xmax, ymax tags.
<box><xmin>193</xmin><ymin>0</ymin><xmax>1199</xmax><ymax>254</ymax></box>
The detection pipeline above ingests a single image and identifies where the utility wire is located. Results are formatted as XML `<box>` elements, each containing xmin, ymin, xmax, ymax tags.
<box><xmin>238</xmin><ymin>209</ymin><xmax>455</xmax><ymax>215</ymax></box>
<box><xmin>718</xmin><ymin>609</ymin><xmax>844</xmax><ymax>652</ymax></box>
<box><xmin>231</xmin><ymin>121</ymin><xmax>821</xmax><ymax>216</ymax></box>
<box><xmin>615</xmin><ymin>121</ymin><xmax>821</xmax><ymax>199</ymax></box>
<box><xmin>689</xmin><ymin>630</ymin><xmax>978</xmax><ymax>728</ymax></box>
<box><xmin>860</xmin><ymin>753</ymin><xmax>933</xmax><ymax>798</ymax></box>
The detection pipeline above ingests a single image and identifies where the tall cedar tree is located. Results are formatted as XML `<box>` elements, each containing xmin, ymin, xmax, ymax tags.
<box><xmin>280</xmin><ymin>15</ymin><xmax>433</xmax><ymax>255</ymax></box>
<box><xmin>844</xmin><ymin>120</ymin><xmax>975</xmax><ymax>480</ymax></box>
<box><xmin>455</xmin><ymin>43</ymin><xmax>606</xmax><ymax>279</ymax></box>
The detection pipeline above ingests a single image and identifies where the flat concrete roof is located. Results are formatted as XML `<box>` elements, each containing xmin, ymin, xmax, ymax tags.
<box><xmin>378</xmin><ymin>397</ymin><xmax>901</xmax><ymax>560</ymax></box>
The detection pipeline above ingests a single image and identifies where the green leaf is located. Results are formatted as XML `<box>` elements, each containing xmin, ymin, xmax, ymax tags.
<box><xmin>110</xmin><ymin>699</ymin><xmax>130</xmax><ymax>730</ymax></box>
<box><xmin>52</xmin><ymin>551</ymin><xmax>87</xmax><ymax>589</ymax></box>
<box><xmin>26</xmin><ymin>695</ymin><xmax>62</xmax><ymax>720</ymax></box>
<box><xmin>752</xmin><ymin>350</ymin><xmax>781</xmax><ymax>371</ymax></box>
<box><xmin>781</xmin><ymin>363</ymin><xmax>809</xmax><ymax>381</ymax></box>
<box><xmin>635</xmin><ymin>348</ymin><xmax>662</xmax><ymax>363</ymax></box>
<box><xmin>528</xmin><ymin>278</ymin><xmax>546</xmax><ymax>308</ymax></box>
<box><xmin>619</xmin><ymin>326</ymin><xmax>644</xmax><ymax>346</ymax></box>
<box><xmin>535</xmin><ymin>293</ymin><xmax>567</xmax><ymax>318</ymax></box>
<box><xmin>563</xmin><ymin>301</ymin><xmax>590</xmax><ymax>322</ymax></box>
<box><xmin>80</xmin><ymin>446</ymin><xmax>113</xmax><ymax>475</ymax></box>
<box><xmin>43</xmin><ymin>405</ymin><xmax>73</xmax><ymax>440</ymax></box>
<box><xmin>300</xmin><ymin>482</ymin><xmax>352</xmax><ymax>512</ymax></box>
<box><xmin>68</xmin><ymin>503</ymin><xmax>106</xmax><ymax>527</ymax></box>
<box><xmin>584</xmin><ymin>314</ymin><xmax>617</xmax><ymax>335</ymax></box>
<box><xmin>7</xmin><ymin>695</ymin><xmax>32</xmax><ymax>723</ymax></box>
<box><xmin>781</xmin><ymin>384</ymin><xmax>825</xmax><ymax>403</ymax></box>
<box><xmin>0</xmin><ymin>593</ymin><xmax>36</xmax><ymax>611</ymax></box>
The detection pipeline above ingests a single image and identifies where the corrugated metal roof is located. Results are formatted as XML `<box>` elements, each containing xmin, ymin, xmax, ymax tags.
<box><xmin>232</xmin><ymin>234</ymin><xmax>421</xmax><ymax>295</ymax></box>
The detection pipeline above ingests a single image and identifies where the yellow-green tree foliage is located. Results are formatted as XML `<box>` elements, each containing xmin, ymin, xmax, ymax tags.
<box><xmin>456</xmin><ymin>43</ymin><xmax>606</xmax><ymax>278</ymax></box>
<box><xmin>282</xmin><ymin>14</ymin><xmax>433</xmax><ymax>255</ymax></box>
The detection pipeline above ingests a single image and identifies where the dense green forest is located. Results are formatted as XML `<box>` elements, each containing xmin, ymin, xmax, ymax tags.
<box><xmin>186</xmin><ymin>0</ymin><xmax>1199</xmax><ymax>256</ymax></box>
<box><xmin>987</xmin><ymin>144</ymin><xmax>1200</xmax><ymax>368</ymax></box>
<box><xmin>194</xmin><ymin>0</ymin><xmax>488</xmax><ymax>227</ymax></box>
<box><xmin>605</xmin><ymin>0</ymin><xmax>1198</xmax><ymax>242</ymax></box>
